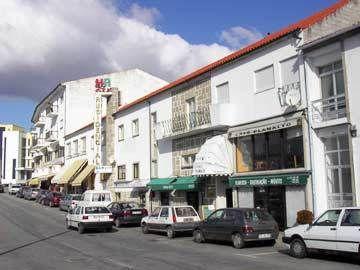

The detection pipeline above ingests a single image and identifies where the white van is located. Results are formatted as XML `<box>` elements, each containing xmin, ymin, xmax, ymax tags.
<box><xmin>81</xmin><ymin>190</ymin><xmax>113</xmax><ymax>207</ymax></box>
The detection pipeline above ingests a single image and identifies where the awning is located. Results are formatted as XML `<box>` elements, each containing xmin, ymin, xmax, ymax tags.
<box><xmin>228</xmin><ymin>111</ymin><xmax>303</xmax><ymax>138</ymax></box>
<box><xmin>40</xmin><ymin>174</ymin><xmax>55</xmax><ymax>181</ymax></box>
<box><xmin>192</xmin><ymin>135</ymin><xmax>234</xmax><ymax>176</ymax></box>
<box><xmin>114</xmin><ymin>179</ymin><xmax>150</xmax><ymax>189</ymax></box>
<box><xmin>229</xmin><ymin>172</ymin><xmax>310</xmax><ymax>187</ymax></box>
<box><xmin>71</xmin><ymin>164</ymin><xmax>94</xmax><ymax>187</ymax></box>
<box><xmin>53</xmin><ymin>159</ymin><xmax>87</xmax><ymax>185</ymax></box>
<box><xmin>28</xmin><ymin>178</ymin><xmax>40</xmax><ymax>186</ymax></box>
<box><xmin>148</xmin><ymin>176</ymin><xmax>198</xmax><ymax>191</ymax></box>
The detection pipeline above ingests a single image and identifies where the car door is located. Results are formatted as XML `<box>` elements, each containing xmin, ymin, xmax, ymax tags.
<box><xmin>215</xmin><ymin>209</ymin><xmax>237</xmax><ymax>241</ymax></box>
<box><xmin>69</xmin><ymin>206</ymin><xmax>78</xmax><ymax>227</ymax></box>
<box><xmin>336</xmin><ymin>208</ymin><xmax>360</xmax><ymax>252</ymax></box>
<box><xmin>304</xmin><ymin>209</ymin><xmax>341</xmax><ymax>251</ymax></box>
<box><xmin>158</xmin><ymin>207</ymin><xmax>170</xmax><ymax>230</ymax></box>
<box><xmin>147</xmin><ymin>207</ymin><xmax>161</xmax><ymax>230</ymax></box>
<box><xmin>202</xmin><ymin>209</ymin><xmax>225</xmax><ymax>240</ymax></box>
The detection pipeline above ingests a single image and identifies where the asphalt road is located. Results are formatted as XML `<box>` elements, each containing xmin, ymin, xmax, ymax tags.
<box><xmin>0</xmin><ymin>193</ymin><xmax>359</xmax><ymax>270</ymax></box>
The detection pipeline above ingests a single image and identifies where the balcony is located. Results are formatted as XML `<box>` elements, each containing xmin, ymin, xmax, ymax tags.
<box><xmin>46</xmin><ymin>105</ymin><xmax>58</xmax><ymax>118</ymax></box>
<box><xmin>155</xmin><ymin>106</ymin><xmax>211</xmax><ymax>140</ymax></box>
<box><xmin>45</xmin><ymin>131</ymin><xmax>58</xmax><ymax>142</ymax></box>
<box><xmin>34</xmin><ymin>116</ymin><xmax>46</xmax><ymax>127</ymax></box>
<box><xmin>31</xmin><ymin>137</ymin><xmax>46</xmax><ymax>151</ymax></box>
<box><xmin>312</xmin><ymin>94</ymin><xmax>347</xmax><ymax>127</ymax></box>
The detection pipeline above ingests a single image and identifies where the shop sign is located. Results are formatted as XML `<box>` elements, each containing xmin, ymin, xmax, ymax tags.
<box><xmin>230</xmin><ymin>173</ymin><xmax>309</xmax><ymax>187</ymax></box>
<box><xmin>95</xmin><ymin>165</ymin><xmax>112</xmax><ymax>174</ymax></box>
<box><xmin>94</xmin><ymin>94</ymin><xmax>102</xmax><ymax>167</ymax></box>
<box><xmin>95</xmin><ymin>78</ymin><xmax>112</xmax><ymax>95</ymax></box>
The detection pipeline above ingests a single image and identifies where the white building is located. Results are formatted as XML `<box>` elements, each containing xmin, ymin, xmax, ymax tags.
<box><xmin>0</xmin><ymin>124</ymin><xmax>32</xmax><ymax>185</ymax></box>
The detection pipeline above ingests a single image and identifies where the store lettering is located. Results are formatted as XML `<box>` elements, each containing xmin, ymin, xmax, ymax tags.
<box><xmin>95</xmin><ymin>78</ymin><xmax>112</xmax><ymax>93</ymax></box>
<box><xmin>232</xmin><ymin>121</ymin><xmax>294</xmax><ymax>137</ymax></box>
<box><xmin>270</xmin><ymin>178</ymin><xmax>283</xmax><ymax>185</ymax></box>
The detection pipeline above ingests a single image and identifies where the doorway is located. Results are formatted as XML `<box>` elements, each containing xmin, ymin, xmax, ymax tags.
<box><xmin>160</xmin><ymin>192</ymin><xmax>169</xmax><ymax>206</ymax></box>
<box><xmin>254</xmin><ymin>186</ymin><xmax>286</xmax><ymax>230</ymax></box>
<box><xmin>186</xmin><ymin>191</ymin><xmax>199</xmax><ymax>211</ymax></box>
<box><xmin>226</xmin><ymin>188</ymin><xmax>233</xmax><ymax>208</ymax></box>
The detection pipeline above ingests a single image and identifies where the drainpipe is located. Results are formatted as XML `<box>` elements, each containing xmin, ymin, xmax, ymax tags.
<box><xmin>147</xmin><ymin>100</ymin><xmax>152</xmax><ymax>212</ymax></box>
<box><xmin>302</xmin><ymin>52</ymin><xmax>316</xmax><ymax>215</ymax></box>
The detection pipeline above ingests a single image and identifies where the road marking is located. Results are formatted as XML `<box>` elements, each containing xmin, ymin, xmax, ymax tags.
<box><xmin>104</xmin><ymin>257</ymin><xmax>134</xmax><ymax>269</ymax></box>
<box><xmin>234</xmin><ymin>251</ymin><xmax>278</xmax><ymax>259</ymax></box>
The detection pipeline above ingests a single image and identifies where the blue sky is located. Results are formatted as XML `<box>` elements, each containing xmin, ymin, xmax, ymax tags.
<box><xmin>0</xmin><ymin>0</ymin><xmax>337</xmax><ymax>130</ymax></box>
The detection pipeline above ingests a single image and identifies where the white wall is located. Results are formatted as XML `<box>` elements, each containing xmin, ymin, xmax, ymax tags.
<box><xmin>1</xmin><ymin>131</ymin><xmax>20</xmax><ymax>184</ymax></box>
<box><xmin>344</xmin><ymin>33</ymin><xmax>360</xmax><ymax>206</ymax></box>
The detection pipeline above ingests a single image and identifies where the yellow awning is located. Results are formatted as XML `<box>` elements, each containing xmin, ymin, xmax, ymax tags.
<box><xmin>58</xmin><ymin>159</ymin><xmax>88</xmax><ymax>185</ymax></box>
<box><xmin>71</xmin><ymin>164</ymin><xmax>94</xmax><ymax>187</ymax></box>
<box><xmin>29</xmin><ymin>178</ymin><xmax>40</xmax><ymax>186</ymax></box>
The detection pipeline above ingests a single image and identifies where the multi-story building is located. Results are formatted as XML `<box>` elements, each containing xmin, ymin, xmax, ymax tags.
<box><xmin>0</xmin><ymin>124</ymin><xmax>32</xmax><ymax>185</ymax></box>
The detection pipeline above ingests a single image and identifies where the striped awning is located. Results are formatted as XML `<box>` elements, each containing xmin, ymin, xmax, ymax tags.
<box><xmin>71</xmin><ymin>164</ymin><xmax>94</xmax><ymax>187</ymax></box>
<box><xmin>28</xmin><ymin>178</ymin><xmax>40</xmax><ymax>186</ymax></box>
<box><xmin>52</xmin><ymin>159</ymin><xmax>87</xmax><ymax>185</ymax></box>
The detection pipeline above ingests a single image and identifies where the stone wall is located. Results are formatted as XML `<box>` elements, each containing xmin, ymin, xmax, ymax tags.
<box><xmin>303</xmin><ymin>0</ymin><xmax>360</xmax><ymax>44</ymax></box>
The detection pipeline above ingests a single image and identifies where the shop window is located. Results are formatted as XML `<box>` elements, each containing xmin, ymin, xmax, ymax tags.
<box><xmin>118</xmin><ymin>165</ymin><xmax>126</xmax><ymax>180</ymax></box>
<box><xmin>206</xmin><ymin>178</ymin><xmax>216</xmax><ymax>198</ymax></box>
<box><xmin>255</xmin><ymin>65</ymin><xmax>274</xmax><ymax>92</ymax></box>
<box><xmin>181</xmin><ymin>154</ymin><xmax>196</xmax><ymax>169</ymax></box>
<box><xmin>236</xmin><ymin>125</ymin><xmax>304</xmax><ymax>172</ymax></box>
<box><xmin>133</xmin><ymin>163</ymin><xmax>139</xmax><ymax>179</ymax></box>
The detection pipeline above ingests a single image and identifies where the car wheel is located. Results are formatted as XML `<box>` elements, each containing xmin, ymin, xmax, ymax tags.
<box><xmin>166</xmin><ymin>226</ymin><xmax>175</xmax><ymax>239</ymax></box>
<box><xmin>78</xmin><ymin>223</ymin><xmax>85</xmax><ymax>234</ymax></box>
<box><xmin>115</xmin><ymin>218</ymin><xmax>122</xmax><ymax>228</ymax></box>
<box><xmin>290</xmin><ymin>238</ymin><xmax>307</xmax><ymax>258</ymax></box>
<box><xmin>142</xmin><ymin>223</ymin><xmax>149</xmax><ymax>234</ymax></box>
<box><xmin>232</xmin><ymin>233</ymin><xmax>245</xmax><ymax>249</ymax></box>
<box><xmin>65</xmin><ymin>219</ymin><xmax>71</xmax><ymax>230</ymax></box>
<box><xmin>193</xmin><ymin>229</ymin><xmax>205</xmax><ymax>243</ymax></box>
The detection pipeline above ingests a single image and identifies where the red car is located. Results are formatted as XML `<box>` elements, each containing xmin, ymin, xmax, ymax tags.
<box><xmin>42</xmin><ymin>192</ymin><xmax>64</xmax><ymax>207</ymax></box>
<box><xmin>108</xmin><ymin>202</ymin><xmax>148</xmax><ymax>227</ymax></box>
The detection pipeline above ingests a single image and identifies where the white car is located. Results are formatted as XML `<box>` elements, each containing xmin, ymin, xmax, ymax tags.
<box><xmin>141</xmin><ymin>205</ymin><xmax>201</xmax><ymax>238</ymax></box>
<box><xmin>81</xmin><ymin>190</ymin><xmax>112</xmax><ymax>207</ymax></box>
<box><xmin>8</xmin><ymin>184</ymin><xmax>21</xmax><ymax>195</ymax></box>
<box><xmin>283</xmin><ymin>207</ymin><xmax>360</xmax><ymax>258</ymax></box>
<box><xmin>65</xmin><ymin>202</ymin><xmax>114</xmax><ymax>234</ymax></box>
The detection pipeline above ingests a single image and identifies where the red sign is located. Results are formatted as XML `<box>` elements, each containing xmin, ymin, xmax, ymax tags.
<box><xmin>95</xmin><ymin>78</ymin><xmax>112</xmax><ymax>93</ymax></box>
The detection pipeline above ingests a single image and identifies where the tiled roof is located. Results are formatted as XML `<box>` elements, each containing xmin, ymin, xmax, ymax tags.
<box><xmin>115</xmin><ymin>0</ymin><xmax>349</xmax><ymax>114</ymax></box>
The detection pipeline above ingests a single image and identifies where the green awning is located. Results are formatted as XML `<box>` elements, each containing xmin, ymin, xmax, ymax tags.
<box><xmin>229</xmin><ymin>172</ymin><xmax>310</xmax><ymax>187</ymax></box>
<box><xmin>148</xmin><ymin>176</ymin><xmax>198</xmax><ymax>191</ymax></box>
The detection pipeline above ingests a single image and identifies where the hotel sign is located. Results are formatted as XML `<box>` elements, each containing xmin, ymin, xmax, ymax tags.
<box><xmin>229</xmin><ymin>173</ymin><xmax>309</xmax><ymax>187</ymax></box>
<box><xmin>95</xmin><ymin>78</ymin><xmax>112</xmax><ymax>95</ymax></box>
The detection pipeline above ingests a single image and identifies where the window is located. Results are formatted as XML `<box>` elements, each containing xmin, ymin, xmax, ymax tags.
<box><xmin>118</xmin><ymin>91</ymin><xmax>122</xmax><ymax>106</ymax></box>
<box><xmin>90</xmin><ymin>135</ymin><xmax>94</xmax><ymax>150</ymax></box>
<box><xmin>175</xmin><ymin>207</ymin><xmax>197</xmax><ymax>217</ymax></box>
<box><xmin>151</xmin><ymin>160</ymin><xmax>158</xmax><ymax>178</ymax></box>
<box><xmin>216</xmin><ymin>82</ymin><xmax>230</xmax><ymax>104</ymax></box>
<box><xmin>117</xmin><ymin>165</ymin><xmax>126</xmax><ymax>180</ymax></box>
<box><xmin>236</xmin><ymin>126</ymin><xmax>304</xmax><ymax>172</ymax></box>
<box><xmin>73</xmin><ymin>140</ymin><xmax>78</xmax><ymax>155</ymax></box>
<box><xmin>132</xmin><ymin>119</ymin><xmax>139</xmax><ymax>137</ymax></box>
<box><xmin>93</xmin><ymin>193</ymin><xmax>111</xmax><ymax>202</ymax></box>
<box><xmin>341</xmin><ymin>209</ymin><xmax>360</xmax><ymax>226</ymax></box>
<box><xmin>12</xmin><ymin>159</ymin><xmax>16</xmax><ymax>179</ymax></box>
<box><xmin>280</xmin><ymin>57</ymin><xmax>299</xmax><ymax>85</ymax></box>
<box><xmin>118</xmin><ymin>125</ymin><xmax>124</xmax><ymax>141</ymax></box>
<box><xmin>314</xmin><ymin>210</ymin><xmax>341</xmax><ymax>226</ymax></box>
<box><xmin>186</xmin><ymin>98</ymin><xmax>196</xmax><ymax>128</ymax></box>
<box><xmin>150</xmin><ymin>207</ymin><xmax>161</xmax><ymax>217</ymax></box>
<box><xmin>207</xmin><ymin>210</ymin><xmax>224</xmax><ymax>221</ymax></box>
<box><xmin>181</xmin><ymin>154</ymin><xmax>196</xmax><ymax>169</ymax></box>
<box><xmin>80</xmin><ymin>137</ymin><xmax>86</xmax><ymax>154</ymax></box>
<box><xmin>66</xmin><ymin>143</ymin><xmax>71</xmax><ymax>157</ymax></box>
<box><xmin>85</xmin><ymin>207</ymin><xmax>110</xmax><ymax>214</ymax></box>
<box><xmin>255</xmin><ymin>65</ymin><xmax>275</xmax><ymax>92</ymax></box>
<box><xmin>160</xmin><ymin>207</ymin><xmax>169</xmax><ymax>217</ymax></box>
<box><xmin>133</xmin><ymin>163</ymin><xmax>139</xmax><ymax>179</ymax></box>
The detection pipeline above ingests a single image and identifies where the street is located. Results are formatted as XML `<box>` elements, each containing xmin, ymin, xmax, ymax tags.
<box><xmin>0</xmin><ymin>194</ymin><xmax>358</xmax><ymax>270</ymax></box>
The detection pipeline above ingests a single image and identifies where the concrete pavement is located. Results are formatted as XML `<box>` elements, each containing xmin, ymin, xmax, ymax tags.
<box><xmin>0</xmin><ymin>193</ymin><xmax>358</xmax><ymax>270</ymax></box>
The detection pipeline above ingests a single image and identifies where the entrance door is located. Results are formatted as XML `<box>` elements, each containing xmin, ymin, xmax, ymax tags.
<box><xmin>160</xmin><ymin>192</ymin><xmax>169</xmax><ymax>206</ymax></box>
<box><xmin>254</xmin><ymin>186</ymin><xmax>286</xmax><ymax>230</ymax></box>
<box><xmin>226</xmin><ymin>189</ymin><xmax>233</xmax><ymax>208</ymax></box>
<box><xmin>186</xmin><ymin>191</ymin><xmax>199</xmax><ymax>212</ymax></box>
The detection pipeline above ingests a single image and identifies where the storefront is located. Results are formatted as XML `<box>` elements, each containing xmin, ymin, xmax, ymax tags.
<box><xmin>71</xmin><ymin>164</ymin><xmax>95</xmax><ymax>193</ymax></box>
<box><xmin>228</xmin><ymin>111</ymin><xmax>312</xmax><ymax>229</ymax></box>
<box><xmin>113</xmin><ymin>179</ymin><xmax>149</xmax><ymax>207</ymax></box>
<box><xmin>147</xmin><ymin>177</ymin><xmax>199</xmax><ymax>211</ymax></box>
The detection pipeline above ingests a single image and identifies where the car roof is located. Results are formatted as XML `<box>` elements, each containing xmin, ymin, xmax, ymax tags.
<box><xmin>76</xmin><ymin>201</ymin><xmax>108</xmax><ymax>207</ymax></box>
<box><xmin>327</xmin><ymin>207</ymin><xmax>360</xmax><ymax>210</ymax></box>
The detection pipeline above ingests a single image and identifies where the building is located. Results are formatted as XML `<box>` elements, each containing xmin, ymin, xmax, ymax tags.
<box><xmin>0</xmin><ymin>124</ymin><xmax>32</xmax><ymax>185</ymax></box>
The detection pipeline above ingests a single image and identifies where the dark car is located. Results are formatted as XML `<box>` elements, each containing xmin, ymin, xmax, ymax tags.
<box><xmin>24</xmin><ymin>188</ymin><xmax>39</xmax><ymax>200</ymax></box>
<box><xmin>108</xmin><ymin>202</ymin><xmax>148</xmax><ymax>227</ymax></box>
<box><xmin>42</xmin><ymin>192</ymin><xmax>63</xmax><ymax>207</ymax></box>
<box><xmin>193</xmin><ymin>208</ymin><xmax>279</xmax><ymax>249</ymax></box>
<box><xmin>16</xmin><ymin>186</ymin><xmax>29</xmax><ymax>198</ymax></box>
<box><xmin>36</xmin><ymin>189</ymin><xmax>49</xmax><ymax>203</ymax></box>
<box><xmin>0</xmin><ymin>184</ymin><xmax>4</xmax><ymax>193</ymax></box>
<box><xmin>59</xmin><ymin>194</ymin><xmax>82</xmax><ymax>211</ymax></box>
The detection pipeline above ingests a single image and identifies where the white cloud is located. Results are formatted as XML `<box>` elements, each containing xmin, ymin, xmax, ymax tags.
<box><xmin>220</xmin><ymin>26</ymin><xmax>263</xmax><ymax>49</ymax></box>
<box><xmin>0</xmin><ymin>0</ymin><xmax>231</xmax><ymax>101</ymax></box>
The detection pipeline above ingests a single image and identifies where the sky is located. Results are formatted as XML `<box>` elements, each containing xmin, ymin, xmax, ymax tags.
<box><xmin>0</xmin><ymin>0</ymin><xmax>338</xmax><ymax>130</ymax></box>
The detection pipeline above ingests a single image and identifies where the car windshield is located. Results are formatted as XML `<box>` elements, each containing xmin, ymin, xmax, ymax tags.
<box><xmin>85</xmin><ymin>207</ymin><xmax>110</xmax><ymax>214</ymax></box>
<box><xmin>121</xmin><ymin>202</ymin><xmax>139</xmax><ymax>209</ymax></box>
<box><xmin>72</xmin><ymin>195</ymin><xmax>82</xmax><ymax>200</ymax></box>
<box><xmin>243</xmin><ymin>210</ymin><xmax>273</xmax><ymax>222</ymax></box>
<box><xmin>93</xmin><ymin>193</ymin><xmax>111</xmax><ymax>202</ymax></box>
<box><xmin>175</xmin><ymin>207</ymin><xmax>197</xmax><ymax>217</ymax></box>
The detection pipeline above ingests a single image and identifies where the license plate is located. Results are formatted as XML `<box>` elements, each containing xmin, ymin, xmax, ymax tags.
<box><xmin>132</xmin><ymin>211</ymin><xmax>142</xmax><ymax>215</ymax></box>
<box><xmin>99</xmin><ymin>216</ymin><xmax>109</xmax><ymax>221</ymax></box>
<box><xmin>258</xmin><ymin>233</ymin><xmax>271</xmax><ymax>239</ymax></box>
<box><xmin>183</xmin><ymin>218</ymin><xmax>194</xmax><ymax>222</ymax></box>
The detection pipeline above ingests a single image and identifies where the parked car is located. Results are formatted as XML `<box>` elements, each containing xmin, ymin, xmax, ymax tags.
<box><xmin>141</xmin><ymin>206</ymin><xmax>201</xmax><ymax>238</ymax></box>
<box><xmin>193</xmin><ymin>208</ymin><xmax>279</xmax><ymax>249</ymax></box>
<box><xmin>59</xmin><ymin>194</ymin><xmax>82</xmax><ymax>211</ymax></box>
<box><xmin>24</xmin><ymin>188</ymin><xmax>40</xmax><ymax>200</ymax></box>
<box><xmin>108</xmin><ymin>202</ymin><xmax>148</xmax><ymax>227</ymax></box>
<box><xmin>0</xmin><ymin>184</ymin><xmax>4</xmax><ymax>193</ymax></box>
<box><xmin>16</xmin><ymin>186</ymin><xmax>29</xmax><ymax>198</ymax></box>
<box><xmin>8</xmin><ymin>184</ymin><xmax>21</xmax><ymax>195</ymax></box>
<box><xmin>81</xmin><ymin>190</ymin><xmax>112</xmax><ymax>207</ymax></box>
<box><xmin>283</xmin><ymin>207</ymin><xmax>360</xmax><ymax>258</ymax></box>
<box><xmin>65</xmin><ymin>202</ymin><xmax>114</xmax><ymax>234</ymax></box>
<box><xmin>42</xmin><ymin>192</ymin><xmax>63</xmax><ymax>207</ymax></box>
<box><xmin>36</xmin><ymin>189</ymin><xmax>49</xmax><ymax>203</ymax></box>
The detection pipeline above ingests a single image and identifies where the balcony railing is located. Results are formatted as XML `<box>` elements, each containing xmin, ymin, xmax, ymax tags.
<box><xmin>312</xmin><ymin>93</ymin><xmax>346</xmax><ymax>123</ymax></box>
<box><xmin>328</xmin><ymin>193</ymin><xmax>354</xmax><ymax>208</ymax></box>
<box><xmin>46</xmin><ymin>105</ymin><xmax>58</xmax><ymax>117</ymax></box>
<box><xmin>155</xmin><ymin>105</ymin><xmax>211</xmax><ymax>139</ymax></box>
<box><xmin>45</xmin><ymin>131</ymin><xmax>58</xmax><ymax>142</ymax></box>
<box><xmin>31</xmin><ymin>137</ymin><xmax>46</xmax><ymax>150</ymax></box>
<box><xmin>34</xmin><ymin>116</ymin><xmax>46</xmax><ymax>127</ymax></box>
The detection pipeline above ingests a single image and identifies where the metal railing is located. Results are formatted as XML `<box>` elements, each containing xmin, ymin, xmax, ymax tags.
<box><xmin>45</xmin><ymin>131</ymin><xmax>58</xmax><ymax>141</ymax></box>
<box><xmin>312</xmin><ymin>93</ymin><xmax>346</xmax><ymax>123</ymax></box>
<box><xmin>328</xmin><ymin>193</ymin><xmax>354</xmax><ymax>208</ymax></box>
<box><xmin>46</xmin><ymin>105</ymin><xmax>58</xmax><ymax>116</ymax></box>
<box><xmin>155</xmin><ymin>105</ymin><xmax>211</xmax><ymax>139</ymax></box>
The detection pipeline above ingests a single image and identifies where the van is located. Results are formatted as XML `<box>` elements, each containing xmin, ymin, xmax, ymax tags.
<box><xmin>81</xmin><ymin>190</ymin><xmax>113</xmax><ymax>207</ymax></box>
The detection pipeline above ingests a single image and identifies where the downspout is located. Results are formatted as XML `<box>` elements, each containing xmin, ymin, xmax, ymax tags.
<box><xmin>147</xmin><ymin>100</ymin><xmax>153</xmax><ymax>212</ymax></box>
<box><xmin>302</xmin><ymin>52</ymin><xmax>316</xmax><ymax>214</ymax></box>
